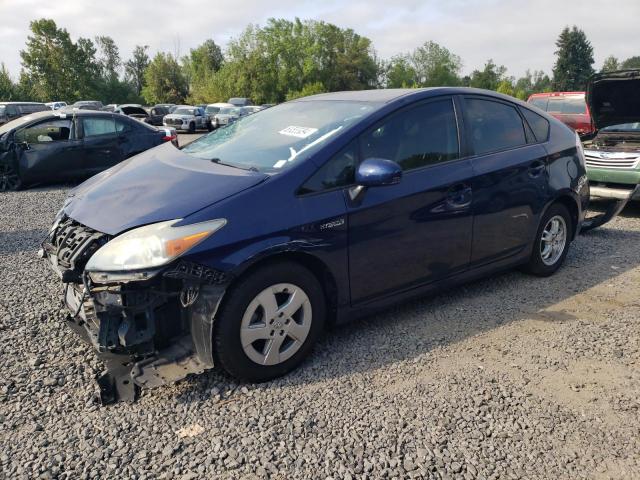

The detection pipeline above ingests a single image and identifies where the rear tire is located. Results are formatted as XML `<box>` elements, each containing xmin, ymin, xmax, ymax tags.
<box><xmin>522</xmin><ymin>203</ymin><xmax>573</xmax><ymax>277</ymax></box>
<box><xmin>213</xmin><ymin>262</ymin><xmax>326</xmax><ymax>382</ymax></box>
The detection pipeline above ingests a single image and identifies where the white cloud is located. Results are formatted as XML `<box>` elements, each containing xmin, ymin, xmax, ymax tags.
<box><xmin>1</xmin><ymin>0</ymin><xmax>638</xmax><ymax>80</ymax></box>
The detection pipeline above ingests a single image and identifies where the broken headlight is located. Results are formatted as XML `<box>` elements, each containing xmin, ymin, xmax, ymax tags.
<box><xmin>85</xmin><ymin>218</ymin><xmax>226</xmax><ymax>272</ymax></box>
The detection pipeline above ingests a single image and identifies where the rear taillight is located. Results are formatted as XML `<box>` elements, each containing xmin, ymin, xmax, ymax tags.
<box><xmin>161</xmin><ymin>128</ymin><xmax>178</xmax><ymax>146</ymax></box>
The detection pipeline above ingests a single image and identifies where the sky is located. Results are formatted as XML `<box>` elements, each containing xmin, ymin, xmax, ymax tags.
<box><xmin>1</xmin><ymin>0</ymin><xmax>638</xmax><ymax>79</ymax></box>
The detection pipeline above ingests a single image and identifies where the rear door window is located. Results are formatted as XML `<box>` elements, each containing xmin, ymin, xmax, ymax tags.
<box><xmin>82</xmin><ymin>117</ymin><xmax>116</xmax><ymax>137</ymax></box>
<box><xmin>464</xmin><ymin>98</ymin><xmax>527</xmax><ymax>155</ymax></box>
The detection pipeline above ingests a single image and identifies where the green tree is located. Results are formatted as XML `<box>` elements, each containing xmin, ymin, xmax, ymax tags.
<box><xmin>551</xmin><ymin>26</ymin><xmax>594</xmax><ymax>90</ymax></box>
<box><xmin>496</xmin><ymin>79</ymin><xmax>515</xmax><ymax>97</ymax></box>
<box><xmin>411</xmin><ymin>41</ymin><xmax>461</xmax><ymax>87</ymax></box>
<box><xmin>469</xmin><ymin>59</ymin><xmax>507</xmax><ymax>90</ymax></box>
<box><xmin>514</xmin><ymin>69</ymin><xmax>552</xmax><ymax>99</ymax></box>
<box><xmin>200</xmin><ymin>18</ymin><xmax>379</xmax><ymax>104</ymax></box>
<box><xmin>621</xmin><ymin>56</ymin><xmax>640</xmax><ymax>69</ymax></box>
<box><xmin>20</xmin><ymin>18</ymin><xmax>99</xmax><ymax>101</ymax></box>
<box><xmin>601</xmin><ymin>55</ymin><xmax>619</xmax><ymax>72</ymax></box>
<box><xmin>142</xmin><ymin>52</ymin><xmax>188</xmax><ymax>104</ymax></box>
<box><xmin>0</xmin><ymin>64</ymin><xmax>16</xmax><ymax>100</ymax></box>
<box><xmin>285</xmin><ymin>81</ymin><xmax>326</xmax><ymax>100</ymax></box>
<box><xmin>95</xmin><ymin>36</ymin><xmax>121</xmax><ymax>80</ymax></box>
<box><xmin>385</xmin><ymin>55</ymin><xmax>417</xmax><ymax>88</ymax></box>
<box><xmin>125</xmin><ymin>45</ymin><xmax>150</xmax><ymax>96</ymax></box>
<box><xmin>185</xmin><ymin>39</ymin><xmax>224</xmax><ymax>102</ymax></box>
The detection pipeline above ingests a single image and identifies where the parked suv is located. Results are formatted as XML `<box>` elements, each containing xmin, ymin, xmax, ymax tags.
<box><xmin>527</xmin><ymin>92</ymin><xmax>594</xmax><ymax>136</ymax></box>
<box><xmin>582</xmin><ymin>70</ymin><xmax>640</xmax><ymax>202</ymax></box>
<box><xmin>163</xmin><ymin>105</ymin><xmax>212</xmax><ymax>133</ymax></box>
<box><xmin>0</xmin><ymin>102</ymin><xmax>48</xmax><ymax>125</ymax></box>
<box><xmin>42</xmin><ymin>88</ymin><xmax>588</xmax><ymax>403</ymax></box>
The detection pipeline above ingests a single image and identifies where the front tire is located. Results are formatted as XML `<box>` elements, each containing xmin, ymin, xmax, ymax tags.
<box><xmin>0</xmin><ymin>163</ymin><xmax>22</xmax><ymax>192</ymax></box>
<box><xmin>522</xmin><ymin>203</ymin><xmax>573</xmax><ymax>277</ymax></box>
<box><xmin>213</xmin><ymin>262</ymin><xmax>326</xmax><ymax>382</ymax></box>
<box><xmin>188</xmin><ymin>122</ymin><xmax>196</xmax><ymax>134</ymax></box>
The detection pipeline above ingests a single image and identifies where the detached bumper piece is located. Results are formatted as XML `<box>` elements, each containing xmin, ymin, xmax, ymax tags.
<box><xmin>581</xmin><ymin>184</ymin><xmax>639</xmax><ymax>232</ymax></box>
<box><xmin>42</xmin><ymin>216</ymin><xmax>229</xmax><ymax>405</ymax></box>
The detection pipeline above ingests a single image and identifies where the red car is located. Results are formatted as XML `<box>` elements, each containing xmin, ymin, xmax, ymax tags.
<box><xmin>527</xmin><ymin>92</ymin><xmax>595</xmax><ymax>136</ymax></box>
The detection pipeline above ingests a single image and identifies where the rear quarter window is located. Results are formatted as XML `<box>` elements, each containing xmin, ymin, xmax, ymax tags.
<box><xmin>520</xmin><ymin>107</ymin><xmax>550</xmax><ymax>142</ymax></box>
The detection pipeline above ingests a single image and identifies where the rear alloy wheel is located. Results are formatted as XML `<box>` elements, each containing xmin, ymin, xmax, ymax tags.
<box><xmin>0</xmin><ymin>163</ymin><xmax>22</xmax><ymax>192</ymax></box>
<box><xmin>522</xmin><ymin>203</ymin><xmax>572</xmax><ymax>276</ymax></box>
<box><xmin>213</xmin><ymin>262</ymin><xmax>325</xmax><ymax>382</ymax></box>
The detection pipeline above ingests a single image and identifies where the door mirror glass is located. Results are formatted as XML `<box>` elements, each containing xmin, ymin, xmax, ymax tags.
<box><xmin>356</xmin><ymin>158</ymin><xmax>402</xmax><ymax>187</ymax></box>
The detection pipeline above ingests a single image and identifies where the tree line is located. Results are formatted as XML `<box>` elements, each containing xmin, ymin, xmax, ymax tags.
<box><xmin>1</xmin><ymin>19</ymin><xmax>638</xmax><ymax>106</ymax></box>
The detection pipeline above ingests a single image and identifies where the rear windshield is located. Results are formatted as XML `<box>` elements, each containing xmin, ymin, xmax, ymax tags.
<box><xmin>529</xmin><ymin>97</ymin><xmax>548</xmax><ymax>110</ymax></box>
<box><xmin>183</xmin><ymin>100</ymin><xmax>376</xmax><ymax>173</ymax></box>
<box><xmin>546</xmin><ymin>96</ymin><xmax>587</xmax><ymax>114</ymax></box>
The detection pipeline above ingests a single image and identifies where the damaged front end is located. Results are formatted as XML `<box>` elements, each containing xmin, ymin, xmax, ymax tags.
<box><xmin>40</xmin><ymin>215</ymin><xmax>230</xmax><ymax>404</ymax></box>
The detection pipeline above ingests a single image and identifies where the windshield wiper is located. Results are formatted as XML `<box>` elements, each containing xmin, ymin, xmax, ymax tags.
<box><xmin>210</xmin><ymin>158</ymin><xmax>259</xmax><ymax>172</ymax></box>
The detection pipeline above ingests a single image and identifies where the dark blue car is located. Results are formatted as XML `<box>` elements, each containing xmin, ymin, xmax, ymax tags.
<box><xmin>42</xmin><ymin>88</ymin><xmax>589</xmax><ymax>403</ymax></box>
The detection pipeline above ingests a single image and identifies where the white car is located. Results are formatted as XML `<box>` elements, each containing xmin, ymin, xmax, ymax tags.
<box><xmin>163</xmin><ymin>106</ymin><xmax>211</xmax><ymax>133</ymax></box>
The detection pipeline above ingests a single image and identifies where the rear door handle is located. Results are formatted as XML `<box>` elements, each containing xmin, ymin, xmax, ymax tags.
<box><xmin>528</xmin><ymin>160</ymin><xmax>546</xmax><ymax>177</ymax></box>
<box><xmin>446</xmin><ymin>183</ymin><xmax>472</xmax><ymax>208</ymax></box>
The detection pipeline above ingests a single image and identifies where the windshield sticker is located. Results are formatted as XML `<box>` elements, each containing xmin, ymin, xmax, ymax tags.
<box><xmin>279</xmin><ymin>125</ymin><xmax>318</xmax><ymax>138</ymax></box>
<box><xmin>273</xmin><ymin>160</ymin><xmax>287</xmax><ymax>169</ymax></box>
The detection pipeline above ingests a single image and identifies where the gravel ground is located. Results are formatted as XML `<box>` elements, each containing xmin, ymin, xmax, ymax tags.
<box><xmin>1</xmin><ymin>188</ymin><xmax>639</xmax><ymax>480</ymax></box>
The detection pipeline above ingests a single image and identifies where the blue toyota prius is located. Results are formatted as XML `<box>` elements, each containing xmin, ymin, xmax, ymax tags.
<box><xmin>42</xmin><ymin>88</ymin><xmax>590</xmax><ymax>403</ymax></box>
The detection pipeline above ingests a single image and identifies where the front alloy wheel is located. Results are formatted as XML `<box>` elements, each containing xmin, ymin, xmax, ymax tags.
<box><xmin>0</xmin><ymin>163</ymin><xmax>21</xmax><ymax>191</ymax></box>
<box><xmin>213</xmin><ymin>262</ymin><xmax>325</xmax><ymax>382</ymax></box>
<box><xmin>240</xmin><ymin>283</ymin><xmax>312</xmax><ymax>365</ymax></box>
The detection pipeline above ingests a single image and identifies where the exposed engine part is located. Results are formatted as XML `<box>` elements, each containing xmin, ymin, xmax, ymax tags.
<box><xmin>42</xmin><ymin>216</ymin><xmax>230</xmax><ymax>405</ymax></box>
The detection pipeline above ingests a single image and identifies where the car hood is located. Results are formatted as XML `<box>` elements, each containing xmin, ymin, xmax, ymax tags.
<box><xmin>587</xmin><ymin>70</ymin><xmax>640</xmax><ymax>130</ymax></box>
<box><xmin>164</xmin><ymin>114</ymin><xmax>193</xmax><ymax>121</ymax></box>
<box><xmin>64</xmin><ymin>142</ymin><xmax>268</xmax><ymax>235</ymax></box>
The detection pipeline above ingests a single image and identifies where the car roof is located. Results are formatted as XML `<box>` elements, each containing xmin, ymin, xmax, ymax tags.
<box><xmin>296</xmin><ymin>87</ymin><xmax>534</xmax><ymax>106</ymax></box>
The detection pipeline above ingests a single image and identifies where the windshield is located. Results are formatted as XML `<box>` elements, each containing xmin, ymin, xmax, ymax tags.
<box><xmin>602</xmin><ymin>122</ymin><xmax>640</xmax><ymax>132</ymax></box>
<box><xmin>205</xmin><ymin>106</ymin><xmax>220</xmax><ymax>114</ymax></box>
<box><xmin>182</xmin><ymin>100</ymin><xmax>376</xmax><ymax>172</ymax></box>
<box><xmin>174</xmin><ymin>108</ymin><xmax>195</xmax><ymax>115</ymax></box>
<box><xmin>219</xmin><ymin>107</ymin><xmax>240</xmax><ymax>115</ymax></box>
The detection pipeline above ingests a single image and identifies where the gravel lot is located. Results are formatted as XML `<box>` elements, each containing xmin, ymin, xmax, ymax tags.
<box><xmin>1</xmin><ymin>186</ymin><xmax>639</xmax><ymax>479</ymax></box>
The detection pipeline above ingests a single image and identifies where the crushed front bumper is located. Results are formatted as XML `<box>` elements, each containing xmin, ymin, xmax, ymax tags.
<box><xmin>41</xmin><ymin>216</ymin><xmax>230</xmax><ymax>404</ymax></box>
